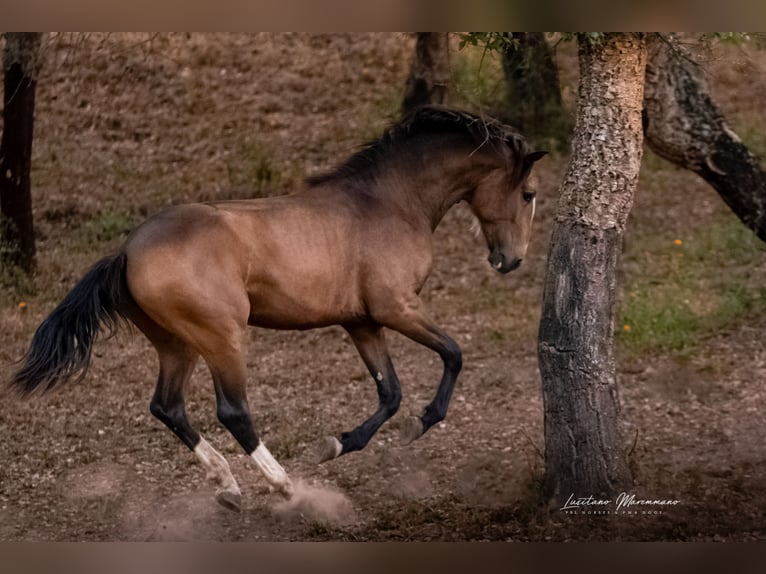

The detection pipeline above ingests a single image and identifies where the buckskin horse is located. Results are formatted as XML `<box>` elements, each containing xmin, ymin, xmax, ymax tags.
<box><xmin>10</xmin><ymin>106</ymin><xmax>546</xmax><ymax>511</ymax></box>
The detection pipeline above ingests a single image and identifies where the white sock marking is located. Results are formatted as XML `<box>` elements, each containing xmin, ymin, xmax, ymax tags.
<box><xmin>252</xmin><ymin>442</ymin><xmax>293</xmax><ymax>495</ymax></box>
<box><xmin>327</xmin><ymin>436</ymin><xmax>343</xmax><ymax>459</ymax></box>
<box><xmin>194</xmin><ymin>436</ymin><xmax>240</xmax><ymax>494</ymax></box>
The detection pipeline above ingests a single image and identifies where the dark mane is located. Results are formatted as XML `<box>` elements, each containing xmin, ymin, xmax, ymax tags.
<box><xmin>306</xmin><ymin>105</ymin><xmax>528</xmax><ymax>187</ymax></box>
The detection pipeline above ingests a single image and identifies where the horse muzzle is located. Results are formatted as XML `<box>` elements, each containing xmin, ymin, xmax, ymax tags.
<box><xmin>488</xmin><ymin>250</ymin><xmax>522</xmax><ymax>274</ymax></box>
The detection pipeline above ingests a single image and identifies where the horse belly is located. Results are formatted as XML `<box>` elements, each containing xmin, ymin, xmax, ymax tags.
<box><xmin>246</xmin><ymin>269</ymin><xmax>362</xmax><ymax>330</ymax></box>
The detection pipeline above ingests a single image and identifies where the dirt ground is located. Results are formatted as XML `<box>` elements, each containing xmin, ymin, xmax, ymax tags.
<box><xmin>1</xmin><ymin>33</ymin><xmax>765</xmax><ymax>541</ymax></box>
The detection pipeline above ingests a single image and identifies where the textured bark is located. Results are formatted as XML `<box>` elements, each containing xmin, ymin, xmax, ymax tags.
<box><xmin>1</xmin><ymin>32</ymin><xmax>41</xmax><ymax>272</ymax></box>
<box><xmin>401</xmin><ymin>33</ymin><xmax>450</xmax><ymax>115</ymax></box>
<box><xmin>539</xmin><ymin>34</ymin><xmax>646</xmax><ymax>505</ymax></box>
<box><xmin>501</xmin><ymin>33</ymin><xmax>570</xmax><ymax>148</ymax></box>
<box><xmin>643</xmin><ymin>35</ymin><xmax>766</xmax><ymax>241</ymax></box>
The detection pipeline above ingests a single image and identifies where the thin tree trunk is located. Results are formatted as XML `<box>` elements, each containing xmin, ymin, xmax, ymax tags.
<box><xmin>501</xmin><ymin>33</ymin><xmax>570</xmax><ymax>148</ymax></box>
<box><xmin>538</xmin><ymin>33</ymin><xmax>646</xmax><ymax>505</ymax></box>
<box><xmin>1</xmin><ymin>32</ymin><xmax>41</xmax><ymax>272</ymax></box>
<box><xmin>643</xmin><ymin>34</ymin><xmax>766</xmax><ymax>241</ymax></box>
<box><xmin>401</xmin><ymin>33</ymin><xmax>450</xmax><ymax>115</ymax></box>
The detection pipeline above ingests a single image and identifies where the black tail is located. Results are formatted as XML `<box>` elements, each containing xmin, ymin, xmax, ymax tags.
<box><xmin>10</xmin><ymin>252</ymin><xmax>129</xmax><ymax>397</ymax></box>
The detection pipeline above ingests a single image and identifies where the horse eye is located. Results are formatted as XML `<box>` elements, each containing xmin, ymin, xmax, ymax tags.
<box><xmin>522</xmin><ymin>191</ymin><xmax>535</xmax><ymax>203</ymax></box>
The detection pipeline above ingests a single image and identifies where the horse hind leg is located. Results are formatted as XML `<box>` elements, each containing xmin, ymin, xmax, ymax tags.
<box><xmin>128</xmin><ymin>289</ymin><xmax>244</xmax><ymax>512</ymax></box>
<box><xmin>135</xmin><ymin>280</ymin><xmax>293</xmax><ymax>504</ymax></box>
<box><xmin>202</xmin><ymin>342</ymin><xmax>294</xmax><ymax>499</ymax></box>
<box><xmin>317</xmin><ymin>324</ymin><xmax>402</xmax><ymax>463</ymax></box>
<box><xmin>149</xmin><ymin>341</ymin><xmax>243</xmax><ymax>512</ymax></box>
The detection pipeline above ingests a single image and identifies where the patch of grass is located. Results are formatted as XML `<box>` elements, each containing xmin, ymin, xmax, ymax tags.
<box><xmin>489</xmin><ymin>329</ymin><xmax>508</xmax><ymax>341</ymax></box>
<box><xmin>617</xmin><ymin>214</ymin><xmax>766</xmax><ymax>358</ymax></box>
<box><xmin>0</xmin><ymin>258</ymin><xmax>30</xmax><ymax>300</ymax></box>
<box><xmin>80</xmin><ymin>209</ymin><xmax>137</xmax><ymax>246</ymax></box>
<box><xmin>225</xmin><ymin>141</ymin><xmax>283</xmax><ymax>195</ymax></box>
<box><xmin>0</xmin><ymin>263</ymin><xmax>38</xmax><ymax>305</ymax></box>
<box><xmin>619</xmin><ymin>289</ymin><xmax>701</xmax><ymax>356</ymax></box>
<box><xmin>684</xmin><ymin>215</ymin><xmax>765</xmax><ymax>264</ymax></box>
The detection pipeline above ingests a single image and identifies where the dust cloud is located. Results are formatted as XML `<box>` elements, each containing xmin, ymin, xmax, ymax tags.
<box><xmin>272</xmin><ymin>479</ymin><xmax>356</xmax><ymax>527</ymax></box>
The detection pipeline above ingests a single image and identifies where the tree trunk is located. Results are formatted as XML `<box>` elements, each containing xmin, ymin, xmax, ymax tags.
<box><xmin>501</xmin><ymin>33</ymin><xmax>570</xmax><ymax>149</ymax></box>
<box><xmin>538</xmin><ymin>33</ymin><xmax>646</xmax><ymax>505</ymax></box>
<box><xmin>643</xmin><ymin>35</ymin><xmax>766</xmax><ymax>241</ymax></box>
<box><xmin>1</xmin><ymin>32</ymin><xmax>41</xmax><ymax>272</ymax></box>
<box><xmin>401</xmin><ymin>33</ymin><xmax>450</xmax><ymax>115</ymax></box>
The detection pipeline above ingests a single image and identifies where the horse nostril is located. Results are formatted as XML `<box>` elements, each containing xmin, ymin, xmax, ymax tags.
<box><xmin>488</xmin><ymin>251</ymin><xmax>523</xmax><ymax>273</ymax></box>
<box><xmin>488</xmin><ymin>250</ymin><xmax>505</xmax><ymax>269</ymax></box>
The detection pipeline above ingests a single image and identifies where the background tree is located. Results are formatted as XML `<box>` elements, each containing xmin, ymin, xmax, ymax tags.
<box><xmin>643</xmin><ymin>34</ymin><xmax>766</xmax><ymax>242</ymax></box>
<box><xmin>401</xmin><ymin>33</ymin><xmax>450</xmax><ymax>115</ymax></box>
<box><xmin>538</xmin><ymin>33</ymin><xmax>646</xmax><ymax>504</ymax></box>
<box><xmin>0</xmin><ymin>32</ymin><xmax>42</xmax><ymax>273</ymax></box>
<box><xmin>500</xmin><ymin>33</ymin><xmax>571</xmax><ymax>149</ymax></box>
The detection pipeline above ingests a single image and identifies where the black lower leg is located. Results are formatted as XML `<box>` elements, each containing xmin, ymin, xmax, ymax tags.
<box><xmin>215</xmin><ymin>388</ymin><xmax>260</xmax><ymax>455</ymax></box>
<box><xmin>383</xmin><ymin>303</ymin><xmax>463</xmax><ymax>441</ymax></box>
<box><xmin>340</xmin><ymin>370</ymin><xmax>401</xmax><ymax>454</ymax></box>
<box><xmin>339</xmin><ymin>327</ymin><xmax>402</xmax><ymax>456</ymax></box>
<box><xmin>420</xmin><ymin>342</ymin><xmax>462</xmax><ymax>433</ymax></box>
<box><xmin>150</xmin><ymin>390</ymin><xmax>200</xmax><ymax>450</ymax></box>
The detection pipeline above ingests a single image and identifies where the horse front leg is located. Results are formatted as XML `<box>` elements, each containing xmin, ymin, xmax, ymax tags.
<box><xmin>317</xmin><ymin>324</ymin><xmax>402</xmax><ymax>463</ymax></box>
<box><xmin>379</xmin><ymin>298</ymin><xmax>462</xmax><ymax>445</ymax></box>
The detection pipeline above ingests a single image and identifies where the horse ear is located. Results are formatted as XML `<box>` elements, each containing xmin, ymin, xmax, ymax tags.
<box><xmin>521</xmin><ymin>151</ymin><xmax>548</xmax><ymax>180</ymax></box>
<box><xmin>520</xmin><ymin>150</ymin><xmax>548</xmax><ymax>177</ymax></box>
<box><xmin>525</xmin><ymin>151</ymin><xmax>549</xmax><ymax>166</ymax></box>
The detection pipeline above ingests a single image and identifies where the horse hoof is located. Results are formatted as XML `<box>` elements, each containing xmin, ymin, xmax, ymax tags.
<box><xmin>268</xmin><ymin>479</ymin><xmax>294</xmax><ymax>499</ymax></box>
<box><xmin>215</xmin><ymin>489</ymin><xmax>242</xmax><ymax>512</ymax></box>
<box><xmin>400</xmin><ymin>416</ymin><xmax>424</xmax><ymax>445</ymax></box>
<box><xmin>280</xmin><ymin>479</ymin><xmax>295</xmax><ymax>500</ymax></box>
<box><xmin>316</xmin><ymin>436</ymin><xmax>343</xmax><ymax>464</ymax></box>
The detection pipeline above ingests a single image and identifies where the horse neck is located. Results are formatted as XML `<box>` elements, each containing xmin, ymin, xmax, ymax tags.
<box><xmin>378</xmin><ymin>143</ymin><xmax>498</xmax><ymax>232</ymax></box>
